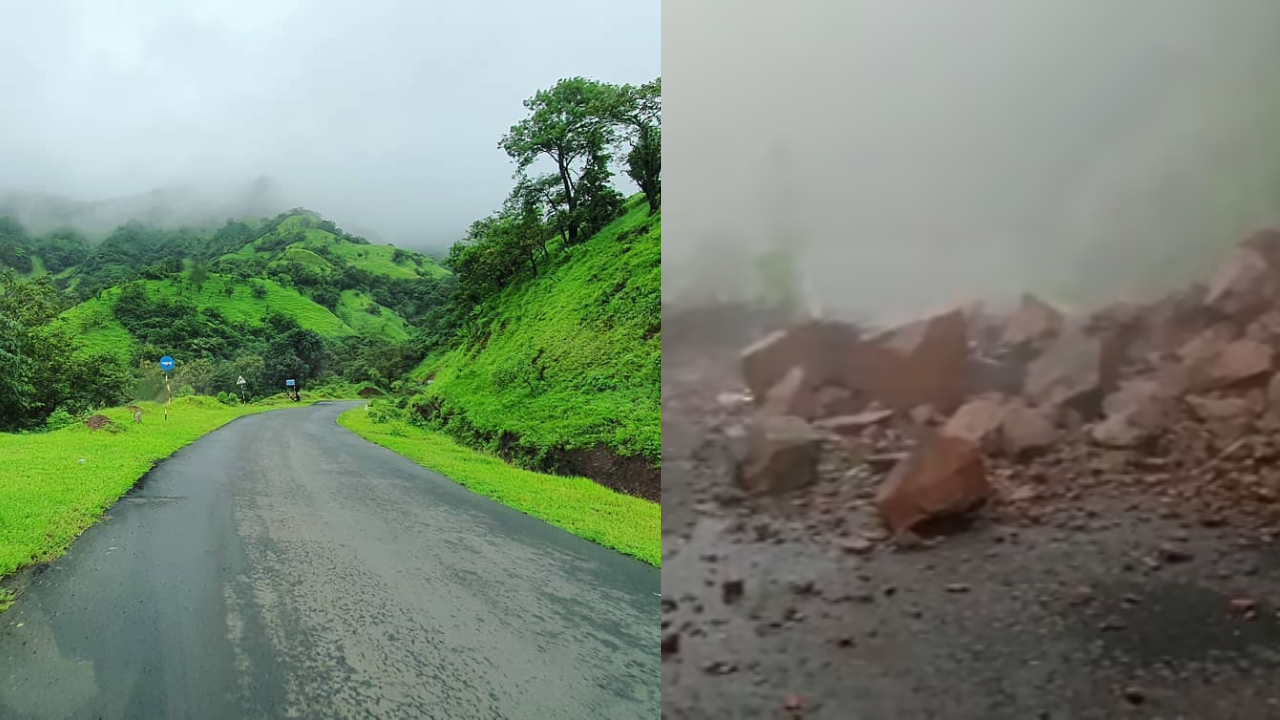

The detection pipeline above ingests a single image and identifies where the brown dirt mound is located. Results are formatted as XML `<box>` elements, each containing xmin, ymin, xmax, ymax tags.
<box><xmin>84</xmin><ymin>415</ymin><xmax>114</xmax><ymax>431</ymax></box>
<box><xmin>357</xmin><ymin>386</ymin><xmax>385</xmax><ymax>398</ymax></box>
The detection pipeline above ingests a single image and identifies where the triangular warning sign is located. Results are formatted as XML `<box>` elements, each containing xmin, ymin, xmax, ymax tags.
<box><xmin>236</xmin><ymin>376</ymin><xmax>247</xmax><ymax>385</ymax></box>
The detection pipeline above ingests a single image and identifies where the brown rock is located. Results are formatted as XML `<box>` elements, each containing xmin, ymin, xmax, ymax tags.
<box><xmin>1245</xmin><ymin>309</ymin><xmax>1280</xmax><ymax>345</ymax></box>
<box><xmin>1000</xmin><ymin>293</ymin><xmax>1065</xmax><ymax>348</ymax></box>
<box><xmin>1176</xmin><ymin>324</ymin><xmax>1237</xmax><ymax>366</ymax></box>
<box><xmin>1193</xmin><ymin>339</ymin><xmax>1274</xmax><ymax>392</ymax></box>
<box><xmin>759</xmin><ymin>366</ymin><xmax>818</xmax><ymax>420</ymax></box>
<box><xmin>875</xmin><ymin>431</ymin><xmax>991</xmax><ymax>533</ymax></box>
<box><xmin>813</xmin><ymin>386</ymin><xmax>867</xmax><ymax>418</ymax></box>
<box><xmin>1089</xmin><ymin>414</ymin><xmax>1148</xmax><ymax>449</ymax></box>
<box><xmin>943</xmin><ymin>397</ymin><xmax>1008</xmax><ymax>452</ymax></box>
<box><xmin>1266</xmin><ymin>372</ymin><xmax>1280</xmax><ymax>416</ymax></box>
<box><xmin>1024</xmin><ymin>324</ymin><xmax>1124</xmax><ymax>417</ymax></box>
<box><xmin>851</xmin><ymin>309</ymin><xmax>971</xmax><ymax>414</ymax></box>
<box><xmin>814</xmin><ymin>409</ymin><xmax>895</xmax><ymax>437</ymax></box>
<box><xmin>740</xmin><ymin>328</ymin><xmax>804</xmax><ymax>402</ymax></box>
<box><xmin>740</xmin><ymin>415</ymin><xmax>824</xmax><ymax>494</ymax></box>
<box><xmin>999</xmin><ymin>400</ymin><xmax>1058</xmax><ymax>457</ymax></box>
<box><xmin>966</xmin><ymin>355</ymin><xmax>1028</xmax><ymax>396</ymax></box>
<box><xmin>1186</xmin><ymin>395</ymin><xmax>1252</xmax><ymax>422</ymax></box>
<box><xmin>1203</xmin><ymin>242</ymin><xmax>1278</xmax><ymax>318</ymax></box>
<box><xmin>740</xmin><ymin>319</ymin><xmax>862</xmax><ymax>401</ymax></box>
<box><xmin>1102</xmin><ymin>380</ymin><xmax>1174</xmax><ymax>434</ymax></box>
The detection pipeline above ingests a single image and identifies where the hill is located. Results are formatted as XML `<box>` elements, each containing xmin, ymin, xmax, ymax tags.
<box><xmin>61</xmin><ymin>273</ymin><xmax>358</xmax><ymax>364</ymax></box>
<box><xmin>409</xmin><ymin>196</ymin><xmax>660</xmax><ymax>498</ymax></box>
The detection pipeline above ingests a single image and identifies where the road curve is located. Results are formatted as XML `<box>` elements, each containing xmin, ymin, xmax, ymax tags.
<box><xmin>0</xmin><ymin>401</ymin><xmax>659</xmax><ymax>719</ymax></box>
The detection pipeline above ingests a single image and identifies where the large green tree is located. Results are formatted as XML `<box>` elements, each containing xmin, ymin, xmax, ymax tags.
<box><xmin>499</xmin><ymin>77</ymin><xmax>618</xmax><ymax>246</ymax></box>
<box><xmin>601</xmin><ymin>77</ymin><xmax>661</xmax><ymax>215</ymax></box>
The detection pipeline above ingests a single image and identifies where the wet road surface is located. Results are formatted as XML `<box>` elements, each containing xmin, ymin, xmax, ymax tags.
<box><xmin>0</xmin><ymin>401</ymin><xmax>658</xmax><ymax>719</ymax></box>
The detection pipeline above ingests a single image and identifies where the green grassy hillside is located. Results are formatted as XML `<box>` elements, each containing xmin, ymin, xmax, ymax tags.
<box><xmin>412</xmin><ymin>196</ymin><xmax>660</xmax><ymax>466</ymax></box>
<box><xmin>62</xmin><ymin>273</ymin><xmax>358</xmax><ymax>362</ymax></box>
<box><xmin>336</xmin><ymin>289</ymin><xmax>411</xmax><ymax>340</ymax></box>
<box><xmin>225</xmin><ymin>213</ymin><xmax>449</xmax><ymax>280</ymax></box>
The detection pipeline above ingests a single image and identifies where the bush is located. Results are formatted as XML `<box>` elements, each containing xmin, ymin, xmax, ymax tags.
<box><xmin>43</xmin><ymin>406</ymin><xmax>78</xmax><ymax>430</ymax></box>
<box><xmin>216</xmin><ymin>391</ymin><xmax>237</xmax><ymax>405</ymax></box>
<box><xmin>176</xmin><ymin>385</ymin><xmax>195</xmax><ymax>398</ymax></box>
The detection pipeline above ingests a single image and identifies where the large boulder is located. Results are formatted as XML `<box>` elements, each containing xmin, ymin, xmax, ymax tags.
<box><xmin>876</xmin><ymin>431</ymin><xmax>991</xmax><ymax>534</ymax></box>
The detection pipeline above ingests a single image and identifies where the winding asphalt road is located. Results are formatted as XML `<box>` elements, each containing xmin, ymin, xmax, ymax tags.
<box><xmin>0</xmin><ymin>401</ymin><xmax>659</xmax><ymax>719</ymax></box>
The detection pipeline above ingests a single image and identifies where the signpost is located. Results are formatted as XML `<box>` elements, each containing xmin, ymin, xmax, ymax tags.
<box><xmin>159</xmin><ymin>356</ymin><xmax>175</xmax><ymax>420</ymax></box>
<box><xmin>236</xmin><ymin>375</ymin><xmax>247</xmax><ymax>403</ymax></box>
<box><xmin>285</xmin><ymin>378</ymin><xmax>299</xmax><ymax>402</ymax></box>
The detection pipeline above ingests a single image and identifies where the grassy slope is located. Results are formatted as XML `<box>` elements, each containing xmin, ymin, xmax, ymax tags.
<box><xmin>61</xmin><ymin>273</ymin><xmax>357</xmax><ymax>361</ymax></box>
<box><xmin>233</xmin><ymin>214</ymin><xmax>449</xmax><ymax>280</ymax></box>
<box><xmin>411</xmin><ymin>196</ymin><xmax>661</xmax><ymax>464</ymax></box>
<box><xmin>337</xmin><ymin>408</ymin><xmax>659</xmax><ymax>566</ymax></box>
<box><xmin>0</xmin><ymin>396</ymin><xmax>305</xmax><ymax>580</ymax></box>
<box><xmin>337</xmin><ymin>289</ymin><xmax>410</xmax><ymax>341</ymax></box>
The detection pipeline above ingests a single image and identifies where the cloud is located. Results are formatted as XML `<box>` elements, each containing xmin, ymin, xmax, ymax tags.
<box><xmin>0</xmin><ymin>0</ymin><xmax>660</xmax><ymax>249</ymax></box>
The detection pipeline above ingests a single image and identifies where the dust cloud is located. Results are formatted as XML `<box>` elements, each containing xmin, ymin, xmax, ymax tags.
<box><xmin>0</xmin><ymin>0</ymin><xmax>659</xmax><ymax>251</ymax></box>
<box><xmin>663</xmin><ymin>0</ymin><xmax>1280</xmax><ymax>324</ymax></box>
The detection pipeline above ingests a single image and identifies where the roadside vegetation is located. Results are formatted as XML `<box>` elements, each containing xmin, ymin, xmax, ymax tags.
<box><xmin>409</xmin><ymin>196</ymin><xmax>660</xmax><ymax>466</ymax></box>
<box><xmin>337</xmin><ymin>407</ymin><xmax>660</xmax><ymax>566</ymax></box>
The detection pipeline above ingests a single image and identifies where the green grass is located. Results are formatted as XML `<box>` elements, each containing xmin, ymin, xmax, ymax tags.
<box><xmin>237</xmin><ymin>214</ymin><xmax>449</xmax><ymax>280</ymax></box>
<box><xmin>411</xmin><ymin>196</ymin><xmax>660</xmax><ymax>464</ymax></box>
<box><xmin>337</xmin><ymin>408</ymin><xmax>659</xmax><ymax>566</ymax></box>
<box><xmin>60</xmin><ymin>274</ymin><xmax>358</xmax><ymax>360</ymax></box>
<box><xmin>336</xmin><ymin>289</ymin><xmax>410</xmax><ymax>341</ymax></box>
<box><xmin>17</xmin><ymin>256</ymin><xmax>47</xmax><ymax>279</ymax></box>
<box><xmin>0</xmin><ymin>396</ymin><xmax>310</xmax><ymax>582</ymax></box>
<box><xmin>273</xmin><ymin>246</ymin><xmax>333</xmax><ymax>274</ymax></box>
<box><xmin>59</xmin><ymin>299</ymin><xmax>135</xmax><ymax>363</ymax></box>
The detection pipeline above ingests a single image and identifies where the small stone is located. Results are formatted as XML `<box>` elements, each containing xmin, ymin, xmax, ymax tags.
<box><xmin>834</xmin><ymin>636</ymin><xmax>856</xmax><ymax>648</ymax></box>
<box><xmin>722</xmin><ymin>579</ymin><xmax>745</xmax><ymax>604</ymax></box>
<box><xmin>661</xmin><ymin>632</ymin><xmax>680</xmax><ymax>658</ymax></box>
<box><xmin>1156</xmin><ymin>543</ymin><xmax>1193</xmax><ymax>563</ymax></box>
<box><xmin>784</xmin><ymin>694</ymin><xmax>807</xmax><ymax>712</ymax></box>
<box><xmin>702</xmin><ymin>660</ymin><xmax>737</xmax><ymax>675</ymax></box>
<box><xmin>945</xmin><ymin>583</ymin><xmax>971</xmax><ymax>593</ymax></box>
<box><xmin>840</xmin><ymin>537</ymin><xmax>874</xmax><ymax>555</ymax></box>
<box><xmin>1065</xmin><ymin>585</ymin><xmax>1094</xmax><ymax>606</ymax></box>
<box><xmin>1120</xmin><ymin>686</ymin><xmax>1146</xmax><ymax>705</ymax></box>
<box><xmin>790</xmin><ymin>580</ymin><xmax>817</xmax><ymax>596</ymax></box>
<box><xmin>1099</xmin><ymin>617</ymin><xmax>1127</xmax><ymax>632</ymax></box>
<box><xmin>1230</xmin><ymin>598</ymin><xmax>1258</xmax><ymax>617</ymax></box>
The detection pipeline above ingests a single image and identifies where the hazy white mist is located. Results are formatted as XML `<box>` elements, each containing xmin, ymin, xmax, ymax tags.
<box><xmin>0</xmin><ymin>0</ymin><xmax>659</xmax><ymax>250</ymax></box>
<box><xmin>663</xmin><ymin>0</ymin><xmax>1280</xmax><ymax>323</ymax></box>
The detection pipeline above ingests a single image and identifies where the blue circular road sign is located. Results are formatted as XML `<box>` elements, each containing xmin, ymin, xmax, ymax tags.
<box><xmin>159</xmin><ymin>356</ymin><xmax>175</xmax><ymax>372</ymax></box>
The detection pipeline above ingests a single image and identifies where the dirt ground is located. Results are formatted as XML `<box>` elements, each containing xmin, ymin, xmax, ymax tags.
<box><xmin>661</xmin><ymin>304</ymin><xmax>1280</xmax><ymax>720</ymax></box>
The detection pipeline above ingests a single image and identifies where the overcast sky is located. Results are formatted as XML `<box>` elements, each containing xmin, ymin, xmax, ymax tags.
<box><xmin>664</xmin><ymin>0</ymin><xmax>1280</xmax><ymax>321</ymax></box>
<box><xmin>0</xmin><ymin>0</ymin><xmax>660</xmax><ymax>248</ymax></box>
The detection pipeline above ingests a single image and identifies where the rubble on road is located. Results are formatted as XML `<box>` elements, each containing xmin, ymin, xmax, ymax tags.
<box><xmin>727</xmin><ymin>226</ymin><xmax>1280</xmax><ymax>537</ymax></box>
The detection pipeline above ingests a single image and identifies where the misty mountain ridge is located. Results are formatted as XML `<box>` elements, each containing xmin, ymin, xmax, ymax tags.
<box><xmin>0</xmin><ymin>177</ymin><xmax>291</xmax><ymax>240</ymax></box>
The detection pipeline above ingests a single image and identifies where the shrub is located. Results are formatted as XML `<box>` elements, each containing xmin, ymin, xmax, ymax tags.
<box><xmin>43</xmin><ymin>406</ymin><xmax>78</xmax><ymax>430</ymax></box>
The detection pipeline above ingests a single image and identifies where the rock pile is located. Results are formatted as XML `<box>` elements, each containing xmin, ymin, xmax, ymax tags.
<box><xmin>735</xmin><ymin>229</ymin><xmax>1280</xmax><ymax>537</ymax></box>
<box><xmin>84</xmin><ymin>414</ymin><xmax>114</xmax><ymax>431</ymax></box>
